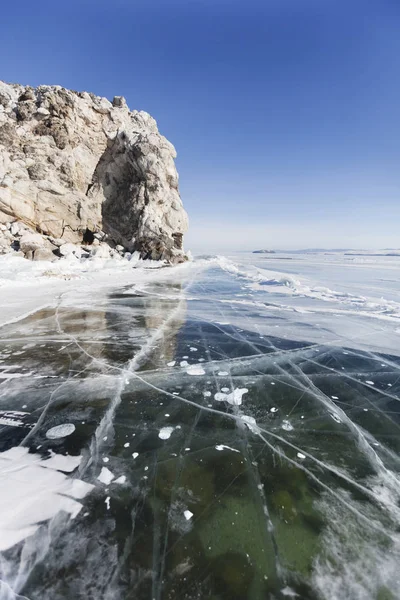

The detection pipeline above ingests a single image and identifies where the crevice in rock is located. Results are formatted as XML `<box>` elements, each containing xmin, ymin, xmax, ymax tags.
<box><xmin>172</xmin><ymin>233</ymin><xmax>183</xmax><ymax>250</ymax></box>
<box><xmin>83</xmin><ymin>228</ymin><xmax>94</xmax><ymax>244</ymax></box>
<box><xmin>89</xmin><ymin>136</ymin><xmax>145</xmax><ymax>252</ymax></box>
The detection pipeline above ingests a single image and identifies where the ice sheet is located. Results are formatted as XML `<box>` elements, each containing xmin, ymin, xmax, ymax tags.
<box><xmin>0</xmin><ymin>250</ymin><xmax>400</xmax><ymax>599</ymax></box>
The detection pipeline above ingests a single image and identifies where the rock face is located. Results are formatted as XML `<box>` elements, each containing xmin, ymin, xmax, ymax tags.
<box><xmin>0</xmin><ymin>80</ymin><xmax>188</xmax><ymax>262</ymax></box>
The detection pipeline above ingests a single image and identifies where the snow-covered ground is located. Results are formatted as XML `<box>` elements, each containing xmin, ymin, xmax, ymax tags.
<box><xmin>0</xmin><ymin>252</ymin><xmax>200</xmax><ymax>328</ymax></box>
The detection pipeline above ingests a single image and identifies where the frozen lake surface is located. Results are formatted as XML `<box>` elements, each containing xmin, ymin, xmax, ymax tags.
<box><xmin>0</xmin><ymin>251</ymin><xmax>400</xmax><ymax>599</ymax></box>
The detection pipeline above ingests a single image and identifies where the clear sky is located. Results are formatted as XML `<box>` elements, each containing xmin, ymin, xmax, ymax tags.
<box><xmin>1</xmin><ymin>0</ymin><xmax>399</xmax><ymax>251</ymax></box>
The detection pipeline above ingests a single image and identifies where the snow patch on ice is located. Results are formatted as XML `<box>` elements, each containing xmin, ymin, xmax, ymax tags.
<box><xmin>114</xmin><ymin>475</ymin><xmax>127</xmax><ymax>484</ymax></box>
<box><xmin>214</xmin><ymin>388</ymin><xmax>248</xmax><ymax>406</ymax></box>
<box><xmin>97</xmin><ymin>467</ymin><xmax>114</xmax><ymax>485</ymax></box>
<box><xmin>186</xmin><ymin>365</ymin><xmax>205</xmax><ymax>376</ymax></box>
<box><xmin>240</xmin><ymin>415</ymin><xmax>259</xmax><ymax>433</ymax></box>
<box><xmin>0</xmin><ymin>410</ymin><xmax>29</xmax><ymax>428</ymax></box>
<box><xmin>0</xmin><ymin>447</ymin><xmax>92</xmax><ymax>551</ymax></box>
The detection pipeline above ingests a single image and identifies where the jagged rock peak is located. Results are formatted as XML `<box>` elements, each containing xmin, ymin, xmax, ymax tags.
<box><xmin>0</xmin><ymin>80</ymin><xmax>188</xmax><ymax>263</ymax></box>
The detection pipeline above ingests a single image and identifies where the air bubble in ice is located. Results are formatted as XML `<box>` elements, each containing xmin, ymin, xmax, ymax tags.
<box><xmin>46</xmin><ymin>423</ymin><xmax>75</xmax><ymax>439</ymax></box>
<box><xmin>159</xmin><ymin>426</ymin><xmax>174</xmax><ymax>440</ymax></box>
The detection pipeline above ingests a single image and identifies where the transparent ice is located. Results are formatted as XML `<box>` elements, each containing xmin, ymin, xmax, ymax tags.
<box><xmin>0</xmin><ymin>251</ymin><xmax>399</xmax><ymax>599</ymax></box>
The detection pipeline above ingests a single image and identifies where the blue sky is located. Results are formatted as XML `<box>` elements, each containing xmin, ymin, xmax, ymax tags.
<box><xmin>1</xmin><ymin>0</ymin><xmax>399</xmax><ymax>250</ymax></box>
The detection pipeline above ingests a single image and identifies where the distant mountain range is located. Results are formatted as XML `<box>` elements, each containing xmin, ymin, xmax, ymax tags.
<box><xmin>252</xmin><ymin>249</ymin><xmax>400</xmax><ymax>255</ymax></box>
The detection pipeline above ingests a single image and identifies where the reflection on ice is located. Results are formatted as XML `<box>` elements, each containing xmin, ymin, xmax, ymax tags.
<box><xmin>0</xmin><ymin>252</ymin><xmax>400</xmax><ymax>599</ymax></box>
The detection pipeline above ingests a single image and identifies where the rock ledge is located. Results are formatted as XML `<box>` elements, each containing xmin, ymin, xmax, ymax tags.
<box><xmin>0</xmin><ymin>81</ymin><xmax>188</xmax><ymax>263</ymax></box>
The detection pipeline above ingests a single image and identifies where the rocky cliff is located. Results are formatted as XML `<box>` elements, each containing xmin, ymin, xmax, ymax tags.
<box><xmin>0</xmin><ymin>81</ymin><xmax>188</xmax><ymax>263</ymax></box>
